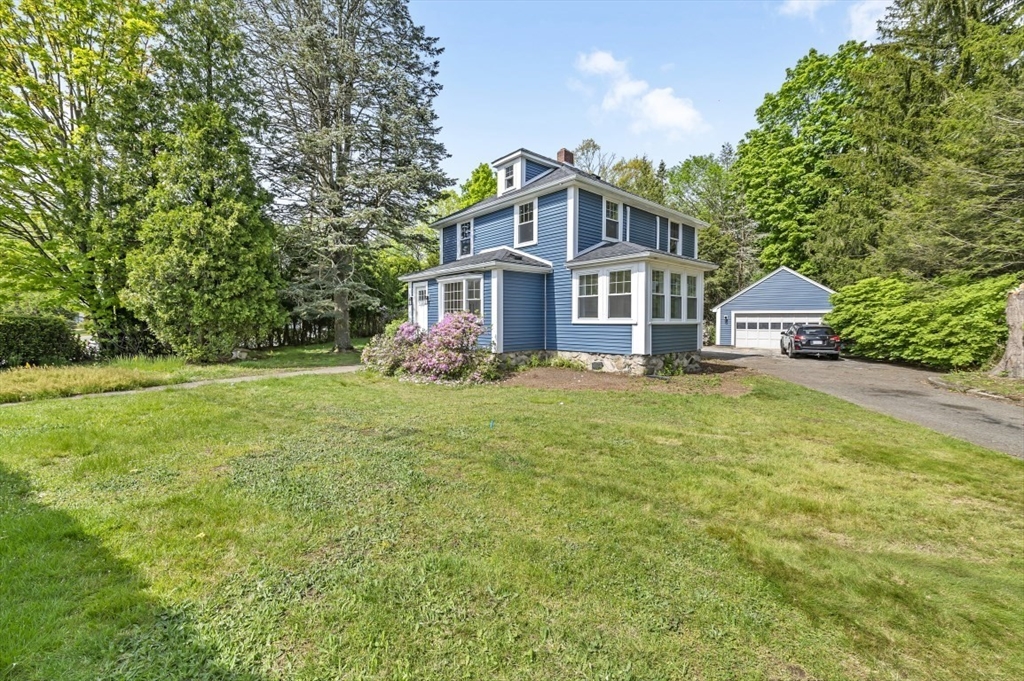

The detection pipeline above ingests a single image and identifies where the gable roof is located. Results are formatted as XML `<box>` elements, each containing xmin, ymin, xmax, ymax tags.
<box><xmin>568</xmin><ymin>241</ymin><xmax>718</xmax><ymax>271</ymax></box>
<box><xmin>710</xmin><ymin>266</ymin><xmax>835</xmax><ymax>312</ymax></box>
<box><xmin>430</xmin><ymin>149</ymin><xmax>708</xmax><ymax>230</ymax></box>
<box><xmin>398</xmin><ymin>247</ymin><xmax>551</xmax><ymax>282</ymax></box>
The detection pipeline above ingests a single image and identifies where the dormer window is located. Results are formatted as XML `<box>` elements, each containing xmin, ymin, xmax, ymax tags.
<box><xmin>458</xmin><ymin>221</ymin><xmax>472</xmax><ymax>258</ymax></box>
<box><xmin>515</xmin><ymin>200</ymin><xmax>536</xmax><ymax>247</ymax></box>
<box><xmin>504</xmin><ymin>166</ymin><xmax>514</xmax><ymax>190</ymax></box>
<box><xmin>605</xmin><ymin>201</ymin><xmax>620</xmax><ymax>240</ymax></box>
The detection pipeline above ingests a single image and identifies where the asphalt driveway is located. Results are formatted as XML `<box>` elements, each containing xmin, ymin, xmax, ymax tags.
<box><xmin>705</xmin><ymin>347</ymin><xmax>1024</xmax><ymax>458</ymax></box>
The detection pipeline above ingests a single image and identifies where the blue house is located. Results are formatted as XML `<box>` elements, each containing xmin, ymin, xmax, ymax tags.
<box><xmin>399</xmin><ymin>148</ymin><xmax>717</xmax><ymax>374</ymax></box>
<box><xmin>711</xmin><ymin>267</ymin><xmax>835</xmax><ymax>349</ymax></box>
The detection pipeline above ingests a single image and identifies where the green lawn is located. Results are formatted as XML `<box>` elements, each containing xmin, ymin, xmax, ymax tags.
<box><xmin>0</xmin><ymin>341</ymin><xmax>364</xmax><ymax>404</ymax></box>
<box><xmin>942</xmin><ymin>371</ymin><xmax>1024</xmax><ymax>402</ymax></box>
<box><xmin>1</xmin><ymin>371</ymin><xmax>1021</xmax><ymax>680</ymax></box>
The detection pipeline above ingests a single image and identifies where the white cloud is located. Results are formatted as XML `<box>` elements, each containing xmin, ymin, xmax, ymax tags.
<box><xmin>778</xmin><ymin>0</ymin><xmax>834</xmax><ymax>19</ymax></box>
<box><xmin>848</xmin><ymin>0</ymin><xmax>889</xmax><ymax>42</ymax></box>
<box><xmin>572</xmin><ymin>50</ymin><xmax>706</xmax><ymax>139</ymax></box>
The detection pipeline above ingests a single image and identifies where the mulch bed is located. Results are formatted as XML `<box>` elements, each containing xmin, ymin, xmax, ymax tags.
<box><xmin>499</xmin><ymin>361</ymin><xmax>755</xmax><ymax>397</ymax></box>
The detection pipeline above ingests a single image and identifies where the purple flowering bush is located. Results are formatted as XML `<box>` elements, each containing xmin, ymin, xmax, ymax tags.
<box><xmin>361</xmin><ymin>321</ymin><xmax>423</xmax><ymax>375</ymax></box>
<box><xmin>363</xmin><ymin>313</ymin><xmax>491</xmax><ymax>382</ymax></box>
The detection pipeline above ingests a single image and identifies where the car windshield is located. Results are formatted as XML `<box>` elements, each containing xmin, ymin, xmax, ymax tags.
<box><xmin>799</xmin><ymin>326</ymin><xmax>834</xmax><ymax>337</ymax></box>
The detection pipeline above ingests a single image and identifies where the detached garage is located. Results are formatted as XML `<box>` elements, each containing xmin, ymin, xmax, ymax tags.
<box><xmin>713</xmin><ymin>267</ymin><xmax>835</xmax><ymax>349</ymax></box>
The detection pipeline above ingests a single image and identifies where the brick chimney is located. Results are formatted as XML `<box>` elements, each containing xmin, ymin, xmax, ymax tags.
<box><xmin>557</xmin><ymin>147</ymin><xmax>575</xmax><ymax>165</ymax></box>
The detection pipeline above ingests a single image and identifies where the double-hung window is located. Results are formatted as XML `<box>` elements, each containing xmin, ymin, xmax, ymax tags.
<box><xmin>577</xmin><ymin>273</ymin><xmax>599</xmax><ymax>318</ymax></box>
<box><xmin>605</xmin><ymin>201</ymin><xmax>620</xmax><ymax>240</ymax></box>
<box><xmin>670</xmin><ymin>273</ymin><xmax>683</xmax><ymax>320</ymax></box>
<box><xmin>504</xmin><ymin>165</ymin><xmax>514</xmax><ymax>190</ymax></box>
<box><xmin>442</xmin><ymin>278</ymin><xmax>482</xmax><ymax>317</ymax></box>
<box><xmin>443</xmin><ymin>281</ymin><xmax>464</xmax><ymax>315</ymax></box>
<box><xmin>607</xmin><ymin>270</ymin><xmax>632</xmax><ymax>318</ymax></box>
<box><xmin>458</xmin><ymin>221</ymin><xmax>472</xmax><ymax>258</ymax></box>
<box><xmin>516</xmin><ymin>201</ymin><xmax>536</xmax><ymax>246</ymax></box>
<box><xmin>651</xmin><ymin>270</ymin><xmax>666</xmax><ymax>319</ymax></box>
<box><xmin>686</xmin><ymin>275</ymin><xmax>698</xmax><ymax>320</ymax></box>
<box><xmin>668</xmin><ymin>222</ymin><xmax>680</xmax><ymax>254</ymax></box>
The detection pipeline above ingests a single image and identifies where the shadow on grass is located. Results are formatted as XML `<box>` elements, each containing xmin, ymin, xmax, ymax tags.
<box><xmin>0</xmin><ymin>464</ymin><xmax>263</xmax><ymax>681</ymax></box>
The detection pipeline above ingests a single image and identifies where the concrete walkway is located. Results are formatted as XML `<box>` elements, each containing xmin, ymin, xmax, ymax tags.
<box><xmin>1</xmin><ymin>365</ymin><xmax>363</xmax><ymax>407</ymax></box>
<box><xmin>705</xmin><ymin>347</ymin><xmax>1024</xmax><ymax>458</ymax></box>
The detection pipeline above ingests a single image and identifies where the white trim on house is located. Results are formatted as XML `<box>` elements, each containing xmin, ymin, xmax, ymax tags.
<box><xmin>722</xmin><ymin>309</ymin><xmax>832</xmax><ymax>315</ymax></box>
<box><xmin>566</xmin><ymin>186</ymin><xmax>577</xmax><ymax>262</ymax></box>
<box><xmin>632</xmin><ymin>262</ymin><xmax>648</xmax><ymax>354</ymax></box>
<box><xmin>514</xmin><ymin>198</ymin><xmax>539</xmax><ymax>248</ymax></box>
<box><xmin>710</xmin><ymin>267</ymin><xmax>836</xmax><ymax>312</ymax></box>
<box><xmin>492</xmin><ymin>269</ymin><xmax>503</xmax><ymax>353</ymax></box>
<box><xmin>455</xmin><ymin>219</ymin><xmax>474</xmax><ymax>260</ymax></box>
<box><xmin>570</xmin><ymin>263</ymin><xmax>640</xmax><ymax>325</ymax></box>
<box><xmin>398</xmin><ymin>260</ymin><xmax>550</xmax><ymax>282</ymax></box>
<box><xmin>491</xmin><ymin>148</ymin><xmax>560</xmax><ymax>169</ymax></box>
<box><xmin>647</xmin><ymin>265</ymin><xmax>706</xmax><ymax>325</ymax></box>
<box><xmin>567</xmin><ymin>251</ymin><xmax>718</xmax><ymax>271</ymax></box>
<box><xmin>436</xmin><ymin>275</ymin><xmax>484</xmax><ymax>319</ymax></box>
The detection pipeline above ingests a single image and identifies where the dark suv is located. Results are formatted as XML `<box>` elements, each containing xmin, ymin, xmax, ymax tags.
<box><xmin>781</xmin><ymin>324</ymin><xmax>841</xmax><ymax>359</ymax></box>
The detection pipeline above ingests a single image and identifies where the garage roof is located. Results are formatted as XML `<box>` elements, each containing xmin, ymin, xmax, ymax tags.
<box><xmin>711</xmin><ymin>267</ymin><xmax>835</xmax><ymax>312</ymax></box>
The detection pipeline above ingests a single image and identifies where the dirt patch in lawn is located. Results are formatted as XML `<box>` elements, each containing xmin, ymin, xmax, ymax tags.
<box><xmin>500</xmin><ymin>361</ymin><xmax>755</xmax><ymax>397</ymax></box>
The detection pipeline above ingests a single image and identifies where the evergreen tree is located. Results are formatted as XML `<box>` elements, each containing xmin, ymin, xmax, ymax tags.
<box><xmin>124</xmin><ymin>0</ymin><xmax>283</xmax><ymax>361</ymax></box>
<box><xmin>247</xmin><ymin>0</ymin><xmax>450</xmax><ymax>351</ymax></box>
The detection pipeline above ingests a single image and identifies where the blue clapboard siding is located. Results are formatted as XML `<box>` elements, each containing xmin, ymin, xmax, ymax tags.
<box><xmin>718</xmin><ymin>269</ymin><xmax>833</xmax><ymax>345</ymax></box>
<box><xmin>627</xmin><ymin>206</ymin><xmax>657</xmax><ymax>249</ymax></box>
<box><xmin>502</xmin><ymin>270</ymin><xmax>545</xmax><ymax>351</ymax></box>
<box><xmin>682</xmin><ymin>224</ymin><xmax>696</xmax><ymax>258</ymax></box>
<box><xmin>525</xmin><ymin>160</ymin><xmax>551</xmax><ymax>182</ymax></box>
<box><xmin>442</xmin><ymin>225</ymin><xmax>457</xmax><ymax>263</ymax></box>
<box><xmin>517</xmin><ymin>189</ymin><xmax>632</xmax><ymax>355</ymax></box>
<box><xmin>472</xmin><ymin>206</ymin><xmax>514</xmax><ymax>252</ymax></box>
<box><xmin>479</xmin><ymin>272</ymin><xmax>492</xmax><ymax>348</ymax></box>
<box><xmin>657</xmin><ymin>216</ymin><xmax>668</xmax><ymax>252</ymax></box>
<box><xmin>578</xmin><ymin>189</ymin><xmax>603</xmax><ymax>253</ymax></box>
<box><xmin>651</xmin><ymin>324</ymin><xmax>699</xmax><ymax>354</ymax></box>
<box><xmin>427</xmin><ymin>280</ymin><xmax>438</xmax><ymax>327</ymax></box>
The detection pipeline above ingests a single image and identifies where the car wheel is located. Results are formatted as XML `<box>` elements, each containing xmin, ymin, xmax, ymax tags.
<box><xmin>780</xmin><ymin>343</ymin><xmax>787</xmax><ymax>356</ymax></box>
<box><xmin>788</xmin><ymin>344</ymin><xmax>797</xmax><ymax>358</ymax></box>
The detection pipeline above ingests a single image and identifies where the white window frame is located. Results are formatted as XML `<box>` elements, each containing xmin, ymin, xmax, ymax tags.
<box><xmin>602</xmin><ymin>198</ymin><xmax>621</xmax><ymax>241</ymax></box>
<box><xmin>571</xmin><ymin>264</ymin><xmax>639</xmax><ymax>324</ymax></box>
<box><xmin>456</xmin><ymin>220</ymin><xmax>473</xmax><ymax>259</ymax></box>
<box><xmin>650</xmin><ymin>267</ymin><xmax>702</xmax><ymax>325</ymax></box>
<box><xmin>668</xmin><ymin>222</ymin><xmax>681</xmax><ymax>255</ymax></box>
<box><xmin>504</xmin><ymin>165</ymin><xmax>515</xmax><ymax>191</ymax></box>
<box><xmin>686</xmin><ymin>274</ymin><xmax>698</xmax><ymax>321</ymax></box>
<box><xmin>514</xmin><ymin>198</ymin><xmax>538</xmax><ymax>248</ymax></box>
<box><xmin>650</xmin><ymin>269</ymin><xmax>666</xmax><ymax>320</ymax></box>
<box><xmin>437</xmin><ymin>275</ymin><xmax>484</xmax><ymax>319</ymax></box>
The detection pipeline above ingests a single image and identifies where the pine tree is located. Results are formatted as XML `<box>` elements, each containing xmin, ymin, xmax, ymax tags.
<box><xmin>124</xmin><ymin>0</ymin><xmax>283</xmax><ymax>361</ymax></box>
<box><xmin>247</xmin><ymin>0</ymin><xmax>450</xmax><ymax>351</ymax></box>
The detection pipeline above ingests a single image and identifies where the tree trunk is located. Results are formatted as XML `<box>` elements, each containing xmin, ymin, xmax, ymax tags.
<box><xmin>990</xmin><ymin>283</ymin><xmax>1024</xmax><ymax>379</ymax></box>
<box><xmin>333</xmin><ymin>288</ymin><xmax>353</xmax><ymax>352</ymax></box>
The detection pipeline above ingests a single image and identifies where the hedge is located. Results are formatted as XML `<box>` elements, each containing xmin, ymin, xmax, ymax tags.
<box><xmin>825</xmin><ymin>274</ymin><xmax>1024</xmax><ymax>370</ymax></box>
<box><xmin>0</xmin><ymin>314</ymin><xmax>85</xmax><ymax>368</ymax></box>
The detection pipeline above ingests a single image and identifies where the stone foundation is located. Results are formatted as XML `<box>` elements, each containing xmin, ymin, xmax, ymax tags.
<box><xmin>497</xmin><ymin>349</ymin><xmax>702</xmax><ymax>376</ymax></box>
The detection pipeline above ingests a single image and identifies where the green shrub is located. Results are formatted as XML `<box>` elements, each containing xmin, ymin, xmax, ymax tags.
<box><xmin>0</xmin><ymin>315</ymin><xmax>85</xmax><ymax>368</ymax></box>
<box><xmin>826</xmin><ymin>274</ymin><xmax>1023</xmax><ymax>370</ymax></box>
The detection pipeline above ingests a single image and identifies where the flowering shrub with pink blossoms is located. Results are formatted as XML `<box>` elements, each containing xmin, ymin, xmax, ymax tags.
<box><xmin>362</xmin><ymin>312</ymin><xmax>494</xmax><ymax>382</ymax></box>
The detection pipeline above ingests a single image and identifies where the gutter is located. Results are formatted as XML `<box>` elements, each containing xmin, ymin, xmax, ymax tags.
<box><xmin>566</xmin><ymin>251</ymin><xmax>718</xmax><ymax>271</ymax></box>
<box><xmin>399</xmin><ymin>261</ymin><xmax>553</xmax><ymax>283</ymax></box>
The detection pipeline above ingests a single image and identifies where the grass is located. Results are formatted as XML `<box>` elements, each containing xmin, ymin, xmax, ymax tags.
<box><xmin>0</xmin><ymin>341</ymin><xmax>364</xmax><ymax>404</ymax></box>
<box><xmin>942</xmin><ymin>370</ymin><xmax>1024</xmax><ymax>401</ymax></box>
<box><xmin>1</xmin><ymin>371</ymin><xmax>1022</xmax><ymax>680</ymax></box>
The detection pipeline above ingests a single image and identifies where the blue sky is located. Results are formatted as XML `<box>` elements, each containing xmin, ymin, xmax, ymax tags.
<box><xmin>408</xmin><ymin>0</ymin><xmax>889</xmax><ymax>185</ymax></box>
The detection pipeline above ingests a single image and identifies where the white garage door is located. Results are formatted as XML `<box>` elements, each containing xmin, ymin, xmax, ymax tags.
<box><xmin>734</xmin><ymin>314</ymin><xmax>822</xmax><ymax>349</ymax></box>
